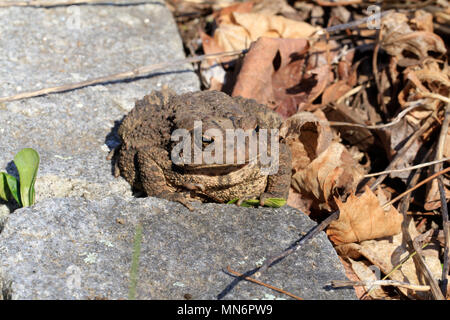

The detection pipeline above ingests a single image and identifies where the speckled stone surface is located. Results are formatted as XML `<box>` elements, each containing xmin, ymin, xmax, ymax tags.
<box><xmin>0</xmin><ymin>1</ymin><xmax>199</xmax><ymax>203</ymax></box>
<box><xmin>0</xmin><ymin>2</ymin><xmax>355</xmax><ymax>300</ymax></box>
<box><xmin>0</xmin><ymin>197</ymin><xmax>355</xmax><ymax>300</ymax></box>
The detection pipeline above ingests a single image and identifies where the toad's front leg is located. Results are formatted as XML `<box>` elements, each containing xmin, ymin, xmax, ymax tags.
<box><xmin>259</xmin><ymin>142</ymin><xmax>292</xmax><ymax>206</ymax></box>
<box><xmin>136</xmin><ymin>147</ymin><xmax>196</xmax><ymax>211</ymax></box>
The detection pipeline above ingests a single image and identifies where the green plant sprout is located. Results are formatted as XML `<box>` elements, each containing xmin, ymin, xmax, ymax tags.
<box><xmin>0</xmin><ymin>148</ymin><xmax>40</xmax><ymax>207</ymax></box>
<box><xmin>227</xmin><ymin>197</ymin><xmax>287</xmax><ymax>208</ymax></box>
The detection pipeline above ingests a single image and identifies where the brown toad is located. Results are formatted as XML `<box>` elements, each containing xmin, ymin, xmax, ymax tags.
<box><xmin>115</xmin><ymin>90</ymin><xmax>291</xmax><ymax>209</ymax></box>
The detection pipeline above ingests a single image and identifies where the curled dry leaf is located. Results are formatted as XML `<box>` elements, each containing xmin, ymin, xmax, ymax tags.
<box><xmin>232</xmin><ymin>37</ymin><xmax>310</xmax><ymax>118</ymax></box>
<box><xmin>210</xmin><ymin>10</ymin><xmax>319</xmax><ymax>52</ymax></box>
<box><xmin>232</xmin><ymin>38</ymin><xmax>335</xmax><ymax>118</ymax></box>
<box><xmin>338</xmin><ymin>257</ymin><xmax>369</xmax><ymax>299</ymax></box>
<box><xmin>281</xmin><ymin>111</ymin><xmax>364</xmax><ymax>211</ymax></box>
<box><xmin>279</xmin><ymin>111</ymin><xmax>334</xmax><ymax>173</ymax></box>
<box><xmin>335</xmin><ymin>220</ymin><xmax>443</xmax><ymax>300</ymax></box>
<box><xmin>291</xmin><ymin>142</ymin><xmax>365</xmax><ymax>211</ymax></box>
<box><xmin>347</xmin><ymin>258</ymin><xmax>389</xmax><ymax>299</ymax></box>
<box><xmin>327</xmin><ymin>186</ymin><xmax>403</xmax><ymax>245</ymax></box>
<box><xmin>381</xmin><ymin>12</ymin><xmax>446</xmax><ymax>67</ymax></box>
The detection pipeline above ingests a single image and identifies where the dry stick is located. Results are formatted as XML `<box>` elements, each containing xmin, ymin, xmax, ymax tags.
<box><xmin>226</xmin><ymin>266</ymin><xmax>303</xmax><ymax>300</ymax></box>
<box><xmin>328</xmin><ymin>99</ymin><xmax>425</xmax><ymax>130</ymax></box>
<box><xmin>382</xmin><ymin>167</ymin><xmax>450</xmax><ymax>210</ymax></box>
<box><xmin>419</xmin><ymin>92</ymin><xmax>450</xmax><ymax>105</ymax></box>
<box><xmin>314</xmin><ymin>0</ymin><xmax>363</xmax><ymax>6</ymax></box>
<box><xmin>0</xmin><ymin>12</ymin><xmax>396</xmax><ymax>104</ymax></box>
<box><xmin>434</xmin><ymin>102</ymin><xmax>450</xmax><ymax>296</ymax></box>
<box><xmin>438</xmin><ymin>176</ymin><xmax>449</xmax><ymax>296</ymax></box>
<box><xmin>0</xmin><ymin>50</ymin><xmax>245</xmax><ymax>103</ymax></box>
<box><xmin>331</xmin><ymin>280</ymin><xmax>431</xmax><ymax>292</ymax></box>
<box><xmin>0</xmin><ymin>0</ymin><xmax>135</xmax><ymax>7</ymax></box>
<box><xmin>364</xmin><ymin>157</ymin><xmax>450</xmax><ymax>178</ymax></box>
<box><xmin>396</xmin><ymin>164</ymin><xmax>445</xmax><ymax>300</ymax></box>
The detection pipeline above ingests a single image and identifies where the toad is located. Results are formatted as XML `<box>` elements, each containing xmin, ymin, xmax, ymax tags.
<box><xmin>114</xmin><ymin>90</ymin><xmax>291</xmax><ymax>209</ymax></box>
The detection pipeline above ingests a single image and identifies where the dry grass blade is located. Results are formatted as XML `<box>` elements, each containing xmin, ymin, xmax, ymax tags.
<box><xmin>364</xmin><ymin>158</ymin><xmax>450</xmax><ymax>178</ymax></box>
<box><xmin>0</xmin><ymin>50</ymin><xmax>245</xmax><ymax>103</ymax></box>
<box><xmin>0</xmin><ymin>0</ymin><xmax>142</xmax><ymax>7</ymax></box>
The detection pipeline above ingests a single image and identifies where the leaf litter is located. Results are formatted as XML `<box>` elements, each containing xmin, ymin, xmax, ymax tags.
<box><xmin>169</xmin><ymin>0</ymin><xmax>450</xmax><ymax>299</ymax></box>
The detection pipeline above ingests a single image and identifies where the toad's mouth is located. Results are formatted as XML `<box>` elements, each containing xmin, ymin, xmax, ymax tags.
<box><xmin>173</xmin><ymin>152</ymin><xmax>260</xmax><ymax>173</ymax></box>
<box><xmin>175</xmin><ymin>162</ymin><xmax>250</xmax><ymax>175</ymax></box>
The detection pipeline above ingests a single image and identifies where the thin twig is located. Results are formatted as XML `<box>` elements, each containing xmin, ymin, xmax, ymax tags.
<box><xmin>331</xmin><ymin>279</ymin><xmax>431</xmax><ymax>291</ymax></box>
<box><xmin>437</xmin><ymin>176</ymin><xmax>449</xmax><ymax>296</ymax></box>
<box><xmin>364</xmin><ymin>157</ymin><xmax>450</xmax><ymax>178</ymax></box>
<box><xmin>316</xmin><ymin>10</ymin><xmax>393</xmax><ymax>34</ymax></box>
<box><xmin>0</xmin><ymin>13</ymin><xmax>394</xmax><ymax>104</ymax></box>
<box><xmin>314</xmin><ymin>0</ymin><xmax>362</xmax><ymax>6</ymax></box>
<box><xmin>434</xmin><ymin>102</ymin><xmax>450</xmax><ymax>296</ymax></box>
<box><xmin>0</xmin><ymin>0</ymin><xmax>140</xmax><ymax>7</ymax></box>
<box><xmin>0</xmin><ymin>50</ymin><xmax>245</xmax><ymax>103</ymax></box>
<box><xmin>396</xmin><ymin>162</ymin><xmax>445</xmax><ymax>299</ymax></box>
<box><xmin>226</xmin><ymin>266</ymin><xmax>303</xmax><ymax>300</ymax></box>
<box><xmin>419</xmin><ymin>92</ymin><xmax>450</xmax><ymax>105</ymax></box>
<box><xmin>328</xmin><ymin>99</ymin><xmax>426</xmax><ymax>130</ymax></box>
<box><xmin>382</xmin><ymin>167</ymin><xmax>450</xmax><ymax>209</ymax></box>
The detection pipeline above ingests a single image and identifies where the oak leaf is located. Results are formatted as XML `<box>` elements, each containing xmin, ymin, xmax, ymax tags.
<box><xmin>327</xmin><ymin>186</ymin><xmax>403</xmax><ymax>245</ymax></box>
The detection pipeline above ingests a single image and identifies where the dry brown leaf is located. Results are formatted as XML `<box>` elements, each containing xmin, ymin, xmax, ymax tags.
<box><xmin>231</xmin><ymin>37</ymin><xmax>311</xmax><ymax>118</ymax></box>
<box><xmin>335</xmin><ymin>220</ymin><xmax>443</xmax><ymax>299</ymax></box>
<box><xmin>212</xmin><ymin>11</ymin><xmax>319</xmax><ymax>52</ymax></box>
<box><xmin>381</xmin><ymin>12</ymin><xmax>446</xmax><ymax>66</ymax></box>
<box><xmin>338</xmin><ymin>257</ymin><xmax>369</xmax><ymax>299</ymax></box>
<box><xmin>280</xmin><ymin>111</ymin><xmax>334</xmax><ymax>173</ymax></box>
<box><xmin>232</xmin><ymin>38</ymin><xmax>336</xmax><ymax>118</ymax></box>
<box><xmin>291</xmin><ymin>141</ymin><xmax>365</xmax><ymax>210</ymax></box>
<box><xmin>321</xmin><ymin>80</ymin><xmax>352</xmax><ymax>106</ymax></box>
<box><xmin>347</xmin><ymin>258</ymin><xmax>389</xmax><ymax>299</ymax></box>
<box><xmin>327</xmin><ymin>186</ymin><xmax>403</xmax><ymax>245</ymax></box>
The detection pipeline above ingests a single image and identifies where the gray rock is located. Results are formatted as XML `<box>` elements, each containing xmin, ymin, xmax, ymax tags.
<box><xmin>0</xmin><ymin>1</ymin><xmax>199</xmax><ymax>204</ymax></box>
<box><xmin>0</xmin><ymin>2</ymin><xmax>355</xmax><ymax>300</ymax></box>
<box><xmin>0</xmin><ymin>196</ymin><xmax>355</xmax><ymax>300</ymax></box>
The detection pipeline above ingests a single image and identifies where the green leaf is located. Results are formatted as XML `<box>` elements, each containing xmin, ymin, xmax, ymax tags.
<box><xmin>263</xmin><ymin>198</ymin><xmax>287</xmax><ymax>208</ymax></box>
<box><xmin>0</xmin><ymin>172</ymin><xmax>11</xmax><ymax>202</ymax></box>
<box><xmin>227</xmin><ymin>197</ymin><xmax>287</xmax><ymax>208</ymax></box>
<box><xmin>4</xmin><ymin>173</ymin><xmax>20</xmax><ymax>205</ymax></box>
<box><xmin>14</xmin><ymin>148</ymin><xmax>39</xmax><ymax>207</ymax></box>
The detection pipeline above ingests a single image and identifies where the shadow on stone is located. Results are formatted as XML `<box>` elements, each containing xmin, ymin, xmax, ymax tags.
<box><xmin>218</xmin><ymin>267</ymin><xmax>260</xmax><ymax>300</ymax></box>
<box><xmin>105</xmin><ymin>118</ymin><xmax>123</xmax><ymax>177</ymax></box>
